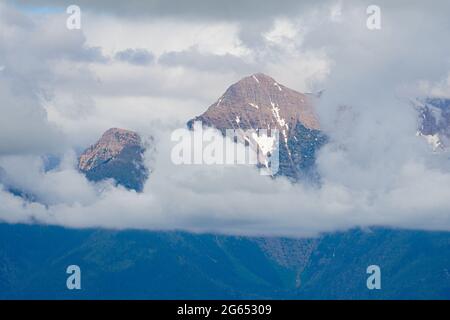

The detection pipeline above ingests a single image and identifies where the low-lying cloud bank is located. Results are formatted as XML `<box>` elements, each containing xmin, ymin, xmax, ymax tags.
<box><xmin>1</xmin><ymin>123</ymin><xmax>450</xmax><ymax>238</ymax></box>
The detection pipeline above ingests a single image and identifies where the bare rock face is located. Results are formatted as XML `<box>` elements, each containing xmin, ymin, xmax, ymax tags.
<box><xmin>189</xmin><ymin>73</ymin><xmax>319</xmax><ymax>134</ymax></box>
<box><xmin>188</xmin><ymin>73</ymin><xmax>327</xmax><ymax>180</ymax></box>
<box><xmin>416</xmin><ymin>98</ymin><xmax>450</xmax><ymax>151</ymax></box>
<box><xmin>78</xmin><ymin>128</ymin><xmax>148</xmax><ymax>192</ymax></box>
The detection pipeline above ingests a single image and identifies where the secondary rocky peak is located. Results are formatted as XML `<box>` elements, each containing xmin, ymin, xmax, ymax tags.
<box><xmin>79</xmin><ymin>128</ymin><xmax>141</xmax><ymax>172</ymax></box>
<box><xmin>78</xmin><ymin>128</ymin><xmax>148</xmax><ymax>192</ymax></box>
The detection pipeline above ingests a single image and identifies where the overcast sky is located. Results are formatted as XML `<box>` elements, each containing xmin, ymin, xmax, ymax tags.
<box><xmin>1</xmin><ymin>1</ymin><xmax>450</xmax><ymax>237</ymax></box>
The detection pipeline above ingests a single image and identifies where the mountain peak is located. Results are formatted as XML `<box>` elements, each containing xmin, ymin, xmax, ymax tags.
<box><xmin>188</xmin><ymin>73</ymin><xmax>326</xmax><ymax>180</ymax></box>
<box><xmin>233</xmin><ymin>73</ymin><xmax>283</xmax><ymax>91</ymax></box>
<box><xmin>189</xmin><ymin>73</ymin><xmax>320</xmax><ymax>134</ymax></box>
<box><xmin>101</xmin><ymin>128</ymin><xmax>141</xmax><ymax>145</ymax></box>
<box><xmin>79</xmin><ymin>128</ymin><xmax>141</xmax><ymax>172</ymax></box>
<box><xmin>78</xmin><ymin>128</ymin><xmax>148</xmax><ymax>191</ymax></box>
<box><xmin>248</xmin><ymin>72</ymin><xmax>276</xmax><ymax>82</ymax></box>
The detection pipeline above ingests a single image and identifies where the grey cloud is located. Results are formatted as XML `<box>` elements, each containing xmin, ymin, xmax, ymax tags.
<box><xmin>115</xmin><ymin>48</ymin><xmax>155</xmax><ymax>65</ymax></box>
<box><xmin>0</xmin><ymin>166</ymin><xmax>6</xmax><ymax>183</ymax></box>
<box><xmin>0</xmin><ymin>3</ymin><xmax>107</xmax><ymax>64</ymax></box>
<box><xmin>70</xmin><ymin>46</ymin><xmax>109</xmax><ymax>63</ymax></box>
<box><xmin>9</xmin><ymin>0</ymin><xmax>315</xmax><ymax>21</ymax></box>
<box><xmin>9</xmin><ymin>0</ymin><xmax>450</xmax><ymax>26</ymax></box>
<box><xmin>0</xmin><ymin>3</ymin><xmax>109</xmax><ymax>156</ymax></box>
<box><xmin>158</xmin><ymin>47</ymin><xmax>255</xmax><ymax>73</ymax></box>
<box><xmin>0</xmin><ymin>77</ymin><xmax>65</xmax><ymax>155</ymax></box>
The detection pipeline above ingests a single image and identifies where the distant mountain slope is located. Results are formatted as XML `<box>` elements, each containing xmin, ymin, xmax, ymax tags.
<box><xmin>0</xmin><ymin>224</ymin><xmax>298</xmax><ymax>299</ymax></box>
<box><xmin>297</xmin><ymin>229</ymin><xmax>450</xmax><ymax>299</ymax></box>
<box><xmin>78</xmin><ymin>128</ymin><xmax>149</xmax><ymax>192</ymax></box>
<box><xmin>188</xmin><ymin>73</ymin><xmax>327</xmax><ymax>180</ymax></box>
<box><xmin>0</xmin><ymin>223</ymin><xmax>449</xmax><ymax>299</ymax></box>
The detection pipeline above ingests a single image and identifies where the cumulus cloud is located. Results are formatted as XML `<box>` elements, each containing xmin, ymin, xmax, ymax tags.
<box><xmin>1</xmin><ymin>1</ymin><xmax>450</xmax><ymax>237</ymax></box>
<box><xmin>1</xmin><ymin>125</ymin><xmax>450</xmax><ymax>238</ymax></box>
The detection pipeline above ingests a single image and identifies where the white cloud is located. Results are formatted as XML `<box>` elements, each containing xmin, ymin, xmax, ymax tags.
<box><xmin>82</xmin><ymin>14</ymin><xmax>250</xmax><ymax>57</ymax></box>
<box><xmin>1</xmin><ymin>126</ymin><xmax>450</xmax><ymax>237</ymax></box>
<box><xmin>263</xmin><ymin>18</ymin><xmax>301</xmax><ymax>47</ymax></box>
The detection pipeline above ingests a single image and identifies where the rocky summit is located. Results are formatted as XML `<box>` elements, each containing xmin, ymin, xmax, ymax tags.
<box><xmin>188</xmin><ymin>73</ymin><xmax>320</xmax><ymax>132</ymax></box>
<box><xmin>78</xmin><ymin>128</ymin><xmax>148</xmax><ymax>192</ymax></box>
<box><xmin>416</xmin><ymin>97</ymin><xmax>450</xmax><ymax>151</ymax></box>
<box><xmin>188</xmin><ymin>73</ymin><xmax>327</xmax><ymax>180</ymax></box>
